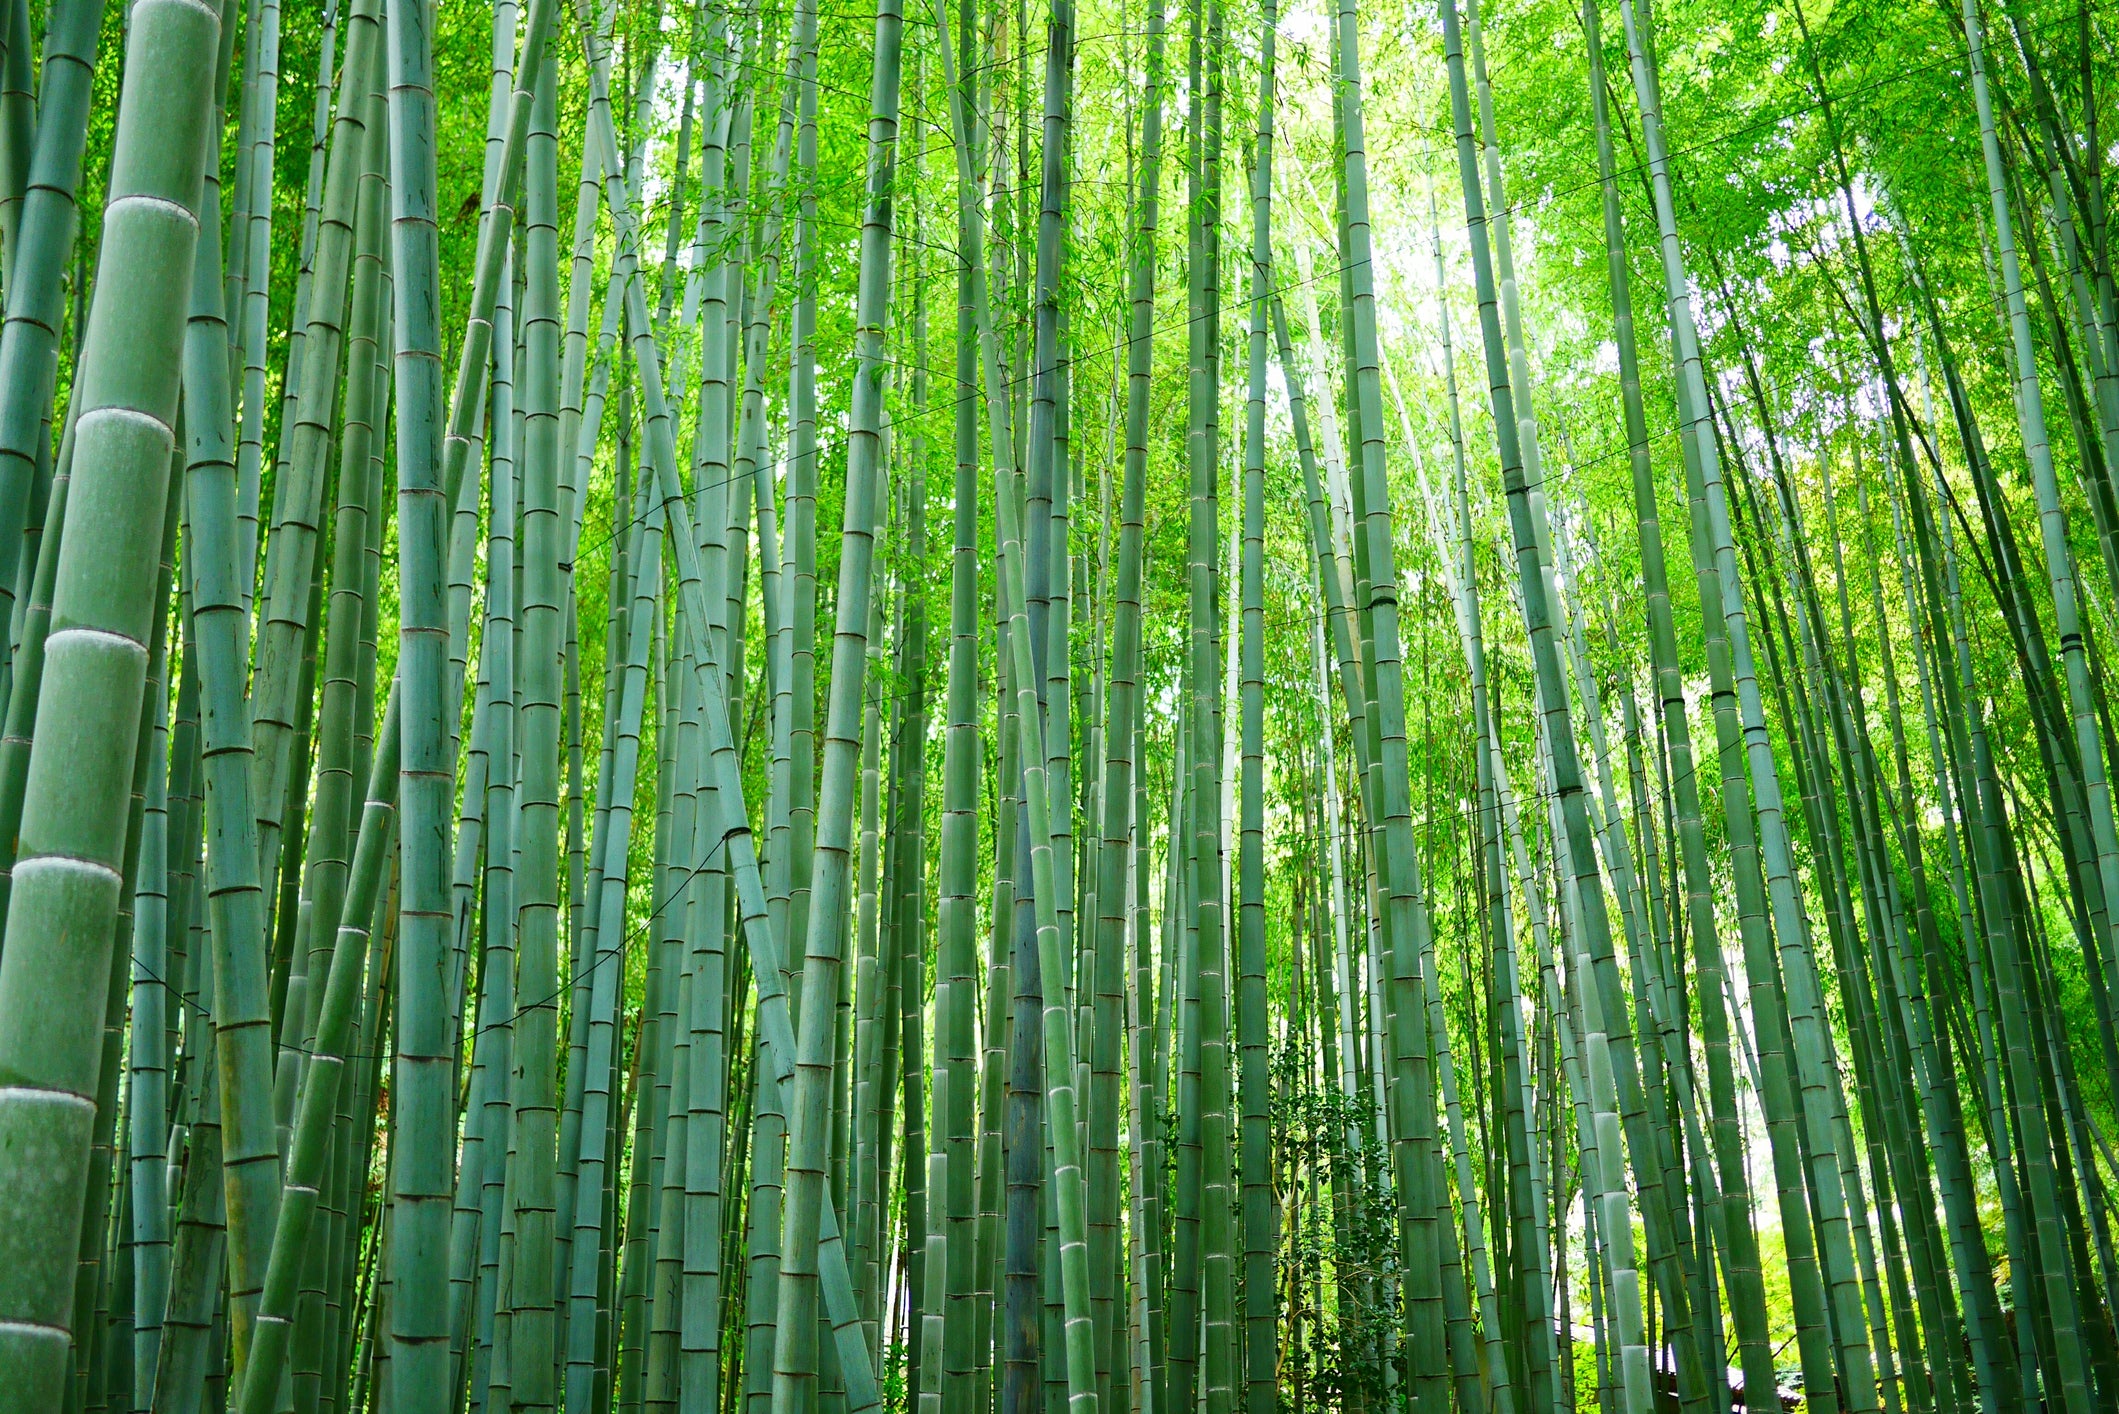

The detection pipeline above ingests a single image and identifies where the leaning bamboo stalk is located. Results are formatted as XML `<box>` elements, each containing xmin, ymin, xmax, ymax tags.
<box><xmin>1904</xmin><ymin>215</ymin><xmax>2078</xmax><ymax>1405</ymax></box>
<box><xmin>1390</xmin><ymin>359</ymin><xmax>1522</xmax><ymax>1414</ymax></box>
<box><xmin>242</xmin><ymin>0</ymin><xmax>388</xmax><ymax>933</ymax></box>
<box><xmin>991</xmin><ymin>251</ymin><xmax>1101</xmax><ymax>1414</ymax></box>
<box><xmin>292</xmin><ymin>42</ymin><xmax>391</xmax><ymax>1089</ymax></box>
<box><xmin>1750</xmin><ymin>443</ymin><xmax>1943</xmax><ymax>1414</ymax></box>
<box><xmin>232</xmin><ymin>56</ymin><xmax>394</xmax><ymax>1407</ymax></box>
<box><xmin>1579</xmin><ymin>0</ymin><xmax>1778</xmax><ymax>1400</ymax></box>
<box><xmin>1429</xmin><ymin>168</ymin><xmax>1558</xmax><ymax>1408</ymax></box>
<box><xmin>1616</xmin><ymin>5</ymin><xmax>1885</xmax><ymax>1409</ymax></box>
<box><xmin>1876</xmin><ymin>362</ymin><xmax>2023</xmax><ymax>1409</ymax></box>
<box><xmin>0</xmin><ymin>0</ymin><xmax>27</xmax><ymax>291</ymax></box>
<box><xmin>1388</xmin><ymin>371</ymin><xmax>1526</xmax><ymax>1414</ymax></box>
<box><xmin>1459</xmin><ymin>11</ymin><xmax>1713</xmax><ymax>1402</ymax></box>
<box><xmin>1959</xmin><ymin>13</ymin><xmax>2117</xmax><ymax>1409</ymax></box>
<box><xmin>766</xmin><ymin>0</ymin><xmax>905</xmax><ymax>1397</ymax></box>
<box><xmin>1438</xmin><ymin>10</ymin><xmax>1659</xmax><ymax>1414</ymax></box>
<box><xmin>565</xmin><ymin>7</ymin><xmax>896</xmax><ymax>1410</ymax></box>
<box><xmin>0</xmin><ymin>0</ymin><xmax>111</xmax><ymax>739</ymax></box>
<box><xmin>1329</xmin><ymin>0</ymin><xmax>1450</xmax><ymax>1399</ymax></box>
<box><xmin>1613</xmin><ymin>9</ymin><xmax>1868</xmax><ymax>1411</ymax></box>
<box><xmin>234</xmin><ymin>701</ymin><xmax>402</xmax><ymax>1414</ymax></box>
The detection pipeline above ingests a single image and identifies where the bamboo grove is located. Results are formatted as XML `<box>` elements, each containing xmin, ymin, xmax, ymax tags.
<box><xmin>5</xmin><ymin>0</ymin><xmax>2119</xmax><ymax>1408</ymax></box>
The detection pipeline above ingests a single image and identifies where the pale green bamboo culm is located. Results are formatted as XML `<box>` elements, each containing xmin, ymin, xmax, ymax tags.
<box><xmin>0</xmin><ymin>0</ymin><xmax>217</xmax><ymax>1405</ymax></box>
<box><xmin>384</xmin><ymin>0</ymin><xmax>458</xmax><ymax>1400</ymax></box>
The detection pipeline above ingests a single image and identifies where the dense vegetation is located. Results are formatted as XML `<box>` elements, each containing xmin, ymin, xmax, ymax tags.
<box><xmin>0</xmin><ymin>0</ymin><xmax>2112</xmax><ymax>1410</ymax></box>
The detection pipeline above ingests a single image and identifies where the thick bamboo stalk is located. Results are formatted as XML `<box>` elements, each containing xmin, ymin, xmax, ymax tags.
<box><xmin>171</xmin><ymin>2</ymin><xmax>294</xmax><ymax>1380</ymax></box>
<box><xmin>0</xmin><ymin>0</ymin><xmax>216</xmax><ymax>1402</ymax></box>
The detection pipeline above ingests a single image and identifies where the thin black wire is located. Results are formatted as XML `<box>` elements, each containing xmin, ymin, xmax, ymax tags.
<box><xmin>560</xmin><ymin>0</ymin><xmax>2110</xmax><ymax>576</ymax></box>
<box><xmin>134</xmin><ymin>758</ymin><xmax>1579</xmax><ymax>1073</ymax></box>
<box><xmin>137</xmin><ymin>824</ymin><xmax>740</xmax><ymax>1064</ymax></box>
<box><xmin>146</xmin><ymin>0</ymin><xmax>2095</xmax><ymax>1069</ymax></box>
<box><xmin>1441</xmin><ymin>0</ymin><xmax>2115</xmax><ymax>233</ymax></box>
<box><xmin>559</xmin><ymin>221</ymin><xmax>1362</xmax><ymax>573</ymax></box>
